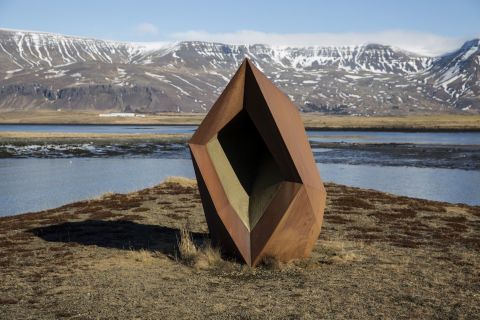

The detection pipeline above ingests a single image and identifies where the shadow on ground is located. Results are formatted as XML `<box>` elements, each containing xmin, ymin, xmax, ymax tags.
<box><xmin>28</xmin><ymin>220</ymin><xmax>208</xmax><ymax>257</ymax></box>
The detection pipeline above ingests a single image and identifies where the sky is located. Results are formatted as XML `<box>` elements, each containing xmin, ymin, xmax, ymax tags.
<box><xmin>0</xmin><ymin>0</ymin><xmax>479</xmax><ymax>56</ymax></box>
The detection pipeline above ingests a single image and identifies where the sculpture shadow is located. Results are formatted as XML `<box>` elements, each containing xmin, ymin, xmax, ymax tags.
<box><xmin>28</xmin><ymin>219</ymin><xmax>208</xmax><ymax>257</ymax></box>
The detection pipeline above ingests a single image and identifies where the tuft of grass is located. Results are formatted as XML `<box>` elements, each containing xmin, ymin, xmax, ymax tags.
<box><xmin>261</xmin><ymin>255</ymin><xmax>283</xmax><ymax>270</ymax></box>
<box><xmin>317</xmin><ymin>240</ymin><xmax>364</xmax><ymax>264</ymax></box>
<box><xmin>91</xmin><ymin>192</ymin><xmax>114</xmax><ymax>201</ymax></box>
<box><xmin>128</xmin><ymin>249</ymin><xmax>155</xmax><ymax>263</ymax></box>
<box><xmin>330</xmin><ymin>251</ymin><xmax>362</xmax><ymax>263</ymax></box>
<box><xmin>164</xmin><ymin>176</ymin><xmax>197</xmax><ymax>188</ymax></box>
<box><xmin>194</xmin><ymin>242</ymin><xmax>224</xmax><ymax>270</ymax></box>
<box><xmin>178</xmin><ymin>224</ymin><xmax>198</xmax><ymax>265</ymax></box>
<box><xmin>177</xmin><ymin>224</ymin><xmax>225</xmax><ymax>270</ymax></box>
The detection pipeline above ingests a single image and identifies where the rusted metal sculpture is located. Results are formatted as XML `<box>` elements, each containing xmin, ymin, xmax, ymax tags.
<box><xmin>188</xmin><ymin>58</ymin><xmax>326</xmax><ymax>266</ymax></box>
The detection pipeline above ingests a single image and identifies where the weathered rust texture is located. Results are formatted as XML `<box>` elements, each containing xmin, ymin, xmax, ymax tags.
<box><xmin>189</xmin><ymin>58</ymin><xmax>326</xmax><ymax>266</ymax></box>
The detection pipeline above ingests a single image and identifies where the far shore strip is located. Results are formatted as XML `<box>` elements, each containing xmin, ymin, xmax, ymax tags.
<box><xmin>1</xmin><ymin>112</ymin><xmax>479</xmax><ymax>131</ymax></box>
<box><xmin>0</xmin><ymin>131</ymin><xmax>191</xmax><ymax>143</ymax></box>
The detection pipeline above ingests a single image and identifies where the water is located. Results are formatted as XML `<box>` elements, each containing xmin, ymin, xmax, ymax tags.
<box><xmin>319</xmin><ymin>163</ymin><xmax>480</xmax><ymax>205</ymax></box>
<box><xmin>0</xmin><ymin>158</ymin><xmax>195</xmax><ymax>216</ymax></box>
<box><xmin>1</xmin><ymin>158</ymin><xmax>479</xmax><ymax>217</ymax></box>
<box><xmin>1</xmin><ymin>125</ymin><xmax>479</xmax><ymax>216</ymax></box>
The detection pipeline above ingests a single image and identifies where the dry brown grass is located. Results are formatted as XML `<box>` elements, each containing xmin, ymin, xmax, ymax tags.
<box><xmin>194</xmin><ymin>243</ymin><xmax>224</xmax><ymax>270</ymax></box>
<box><xmin>1</xmin><ymin>179</ymin><xmax>479</xmax><ymax>319</ymax></box>
<box><xmin>0</xmin><ymin>131</ymin><xmax>189</xmax><ymax>144</ymax></box>
<box><xmin>92</xmin><ymin>192</ymin><xmax>114</xmax><ymax>201</ymax></box>
<box><xmin>302</xmin><ymin>113</ymin><xmax>480</xmax><ymax>130</ymax></box>
<box><xmin>318</xmin><ymin>240</ymin><xmax>365</xmax><ymax>264</ymax></box>
<box><xmin>332</xmin><ymin>195</ymin><xmax>374</xmax><ymax>210</ymax></box>
<box><xmin>0</xmin><ymin>297</ymin><xmax>18</xmax><ymax>305</ymax></box>
<box><xmin>0</xmin><ymin>132</ymin><xmax>144</xmax><ymax>139</ymax></box>
<box><xmin>177</xmin><ymin>224</ymin><xmax>199</xmax><ymax>264</ymax></box>
<box><xmin>1</xmin><ymin>110</ymin><xmax>479</xmax><ymax>130</ymax></box>
<box><xmin>0</xmin><ymin>110</ymin><xmax>480</xmax><ymax>130</ymax></box>
<box><xmin>128</xmin><ymin>249</ymin><xmax>155</xmax><ymax>263</ymax></box>
<box><xmin>260</xmin><ymin>256</ymin><xmax>284</xmax><ymax>270</ymax></box>
<box><xmin>164</xmin><ymin>176</ymin><xmax>197</xmax><ymax>188</ymax></box>
<box><xmin>0</xmin><ymin>110</ymin><xmax>204</xmax><ymax>125</ymax></box>
<box><xmin>177</xmin><ymin>224</ymin><xmax>225</xmax><ymax>270</ymax></box>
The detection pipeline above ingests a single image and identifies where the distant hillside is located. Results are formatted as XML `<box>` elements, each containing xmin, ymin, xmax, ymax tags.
<box><xmin>0</xmin><ymin>29</ymin><xmax>479</xmax><ymax>115</ymax></box>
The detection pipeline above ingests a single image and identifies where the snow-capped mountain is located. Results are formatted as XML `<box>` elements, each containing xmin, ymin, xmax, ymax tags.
<box><xmin>0</xmin><ymin>28</ymin><xmax>478</xmax><ymax>115</ymax></box>
<box><xmin>422</xmin><ymin>39</ymin><xmax>480</xmax><ymax>111</ymax></box>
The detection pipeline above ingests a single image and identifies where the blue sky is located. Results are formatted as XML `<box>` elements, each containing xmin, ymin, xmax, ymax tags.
<box><xmin>0</xmin><ymin>0</ymin><xmax>479</xmax><ymax>55</ymax></box>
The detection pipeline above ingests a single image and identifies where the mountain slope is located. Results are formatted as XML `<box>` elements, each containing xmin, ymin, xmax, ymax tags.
<box><xmin>0</xmin><ymin>29</ymin><xmax>478</xmax><ymax>115</ymax></box>
<box><xmin>422</xmin><ymin>39</ymin><xmax>480</xmax><ymax>111</ymax></box>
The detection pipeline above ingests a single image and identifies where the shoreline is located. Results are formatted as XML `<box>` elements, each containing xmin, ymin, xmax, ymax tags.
<box><xmin>1</xmin><ymin>180</ymin><xmax>478</xmax><ymax>219</ymax></box>
<box><xmin>1</xmin><ymin>112</ymin><xmax>480</xmax><ymax>131</ymax></box>
<box><xmin>0</xmin><ymin>131</ymin><xmax>191</xmax><ymax>144</ymax></box>
<box><xmin>2</xmin><ymin>123</ymin><xmax>480</xmax><ymax>132</ymax></box>
<box><xmin>304</xmin><ymin>126</ymin><xmax>480</xmax><ymax>132</ymax></box>
<box><xmin>1</xmin><ymin>179</ymin><xmax>478</xmax><ymax>221</ymax></box>
<box><xmin>0</xmin><ymin>178</ymin><xmax>479</xmax><ymax>318</ymax></box>
<box><xmin>1</xmin><ymin>131</ymin><xmax>479</xmax><ymax>172</ymax></box>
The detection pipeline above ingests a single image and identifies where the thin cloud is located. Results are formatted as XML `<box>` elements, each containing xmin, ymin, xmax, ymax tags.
<box><xmin>170</xmin><ymin>30</ymin><xmax>472</xmax><ymax>56</ymax></box>
<box><xmin>135</xmin><ymin>23</ymin><xmax>159</xmax><ymax>36</ymax></box>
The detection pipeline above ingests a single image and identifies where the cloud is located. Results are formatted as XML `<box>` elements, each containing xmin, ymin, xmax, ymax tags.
<box><xmin>135</xmin><ymin>23</ymin><xmax>158</xmax><ymax>36</ymax></box>
<box><xmin>169</xmin><ymin>30</ymin><xmax>471</xmax><ymax>56</ymax></box>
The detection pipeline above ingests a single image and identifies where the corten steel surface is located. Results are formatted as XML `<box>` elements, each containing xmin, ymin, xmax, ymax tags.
<box><xmin>188</xmin><ymin>58</ymin><xmax>326</xmax><ymax>266</ymax></box>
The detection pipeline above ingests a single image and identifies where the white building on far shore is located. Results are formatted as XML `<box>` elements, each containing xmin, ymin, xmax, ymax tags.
<box><xmin>98</xmin><ymin>112</ymin><xmax>146</xmax><ymax>118</ymax></box>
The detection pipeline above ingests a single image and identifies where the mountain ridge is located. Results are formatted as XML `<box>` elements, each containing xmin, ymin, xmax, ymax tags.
<box><xmin>0</xmin><ymin>28</ymin><xmax>479</xmax><ymax>115</ymax></box>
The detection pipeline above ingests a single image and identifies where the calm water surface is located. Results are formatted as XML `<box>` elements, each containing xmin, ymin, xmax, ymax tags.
<box><xmin>1</xmin><ymin>125</ymin><xmax>479</xmax><ymax>216</ymax></box>
<box><xmin>1</xmin><ymin>158</ymin><xmax>479</xmax><ymax>216</ymax></box>
<box><xmin>2</xmin><ymin>124</ymin><xmax>479</xmax><ymax>145</ymax></box>
<box><xmin>0</xmin><ymin>158</ymin><xmax>194</xmax><ymax>216</ymax></box>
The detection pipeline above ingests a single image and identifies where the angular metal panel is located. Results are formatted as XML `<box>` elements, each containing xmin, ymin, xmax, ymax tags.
<box><xmin>188</xmin><ymin>59</ymin><xmax>326</xmax><ymax>266</ymax></box>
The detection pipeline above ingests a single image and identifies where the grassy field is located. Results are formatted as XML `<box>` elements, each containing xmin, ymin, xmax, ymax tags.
<box><xmin>1</xmin><ymin>111</ymin><xmax>480</xmax><ymax>131</ymax></box>
<box><xmin>0</xmin><ymin>178</ymin><xmax>479</xmax><ymax>319</ymax></box>
<box><xmin>0</xmin><ymin>131</ymin><xmax>190</xmax><ymax>145</ymax></box>
<box><xmin>302</xmin><ymin>114</ymin><xmax>480</xmax><ymax>131</ymax></box>
<box><xmin>0</xmin><ymin>111</ymin><xmax>203</xmax><ymax>125</ymax></box>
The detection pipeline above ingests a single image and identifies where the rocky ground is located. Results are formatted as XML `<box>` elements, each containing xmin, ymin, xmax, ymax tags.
<box><xmin>310</xmin><ymin>142</ymin><xmax>480</xmax><ymax>171</ymax></box>
<box><xmin>0</xmin><ymin>178</ymin><xmax>479</xmax><ymax>319</ymax></box>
